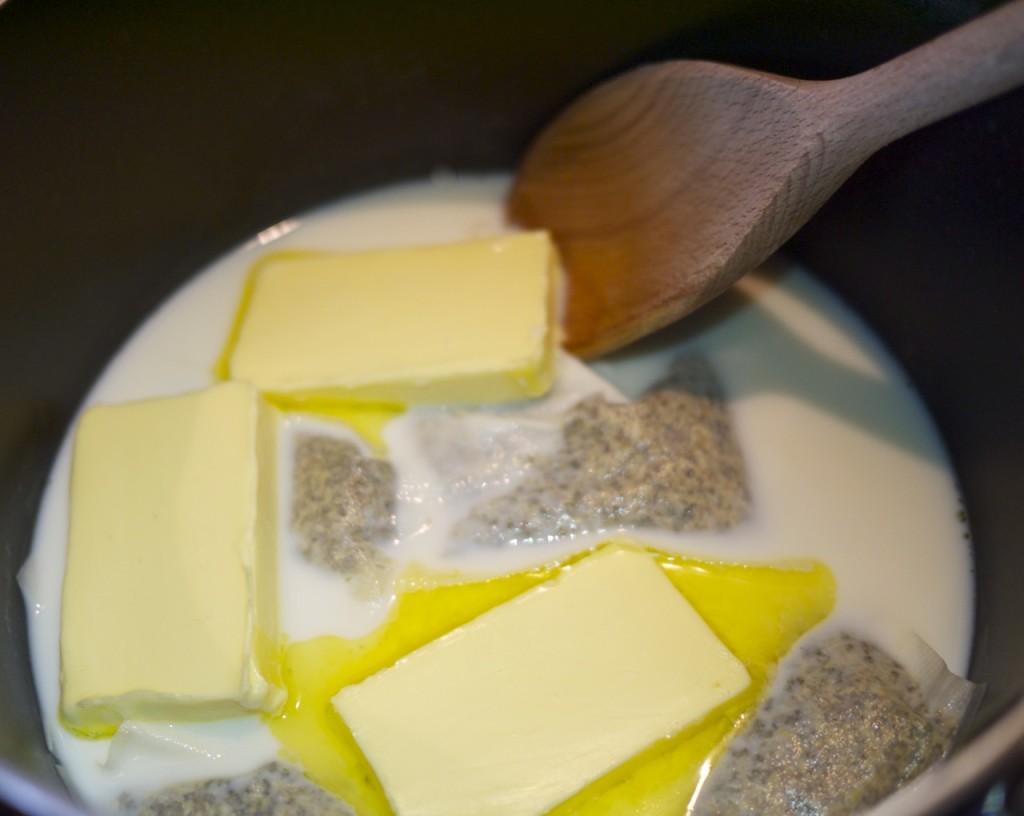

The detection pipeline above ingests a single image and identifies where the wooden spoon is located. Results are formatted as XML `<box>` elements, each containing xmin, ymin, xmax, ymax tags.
<box><xmin>509</xmin><ymin>1</ymin><xmax>1024</xmax><ymax>358</ymax></box>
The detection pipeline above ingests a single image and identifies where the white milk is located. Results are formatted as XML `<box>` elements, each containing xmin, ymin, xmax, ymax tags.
<box><xmin>19</xmin><ymin>174</ymin><xmax>973</xmax><ymax>814</ymax></box>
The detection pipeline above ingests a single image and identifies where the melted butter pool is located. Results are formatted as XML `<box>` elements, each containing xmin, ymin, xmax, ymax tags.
<box><xmin>270</xmin><ymin>544</ymin><xmax>835</xmax><ymax>816</ymax></box>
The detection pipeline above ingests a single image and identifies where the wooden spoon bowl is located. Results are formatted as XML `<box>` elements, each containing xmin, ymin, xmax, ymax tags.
<box><xmin>510</xmin><ymin>0</ymin><xmax>1024</xmax><ymax>358</ymax></box>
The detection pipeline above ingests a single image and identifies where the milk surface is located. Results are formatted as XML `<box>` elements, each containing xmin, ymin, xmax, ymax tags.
<box><xmin>20</xmin><ymin>174</ymin><xmax>973</xmax><ymax>813</ymax></box>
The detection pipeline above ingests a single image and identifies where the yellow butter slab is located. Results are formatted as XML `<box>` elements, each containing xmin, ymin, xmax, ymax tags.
<box><xmin>60</xmin><ymin>382</ymin><xmax>283</xmax><ymax>737</ymax></box>
<box><xmin>222</xmin><ymin>232</ymin><xmax>559</xmax><ymax>405</ymax></box>
<box><xmin>333</xmin><ymin>546</ymin><xmax>750</xmax><ymax>816</ymax></box>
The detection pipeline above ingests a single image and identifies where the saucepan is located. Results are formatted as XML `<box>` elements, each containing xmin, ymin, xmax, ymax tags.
<box><xmin>1</xmin><ymin>1</ymin><xmax>1023</xmax><ymax>814</ymax></box>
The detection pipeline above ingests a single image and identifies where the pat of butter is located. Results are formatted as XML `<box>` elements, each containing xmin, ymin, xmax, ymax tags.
<box><xmin>60</xmin><ymin>382</ymin><xmax>283</xmax><ymax>737</ymax></box>
<box><xmin>334</xmin><ymin>546</ymin><xmax>750</xmax><ymax>816</ymax></box>
<box><xmin>224</xmin><ymin>232</ymin><xmax>559</xmax><ymax>405</ymax></box>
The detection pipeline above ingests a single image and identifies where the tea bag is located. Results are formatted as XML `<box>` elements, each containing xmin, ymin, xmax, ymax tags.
<box><xmin>290</xmin><ymin>433</ymin><xmax>395</xmax><ymax>595</ymax></box>
<box><xmin>451</xmin><ymin>354</ymin><xmax>749</xmax><ymax>548</ymax></box>
<box><xmin>690</xmin><ymin>631</ymin><xmax>981</xmax><ymax>816</ymax></box>
<box><xmin>117</xmin><ymin>761</ymin><xmax>355</xmax><ymax>816</ymax></box>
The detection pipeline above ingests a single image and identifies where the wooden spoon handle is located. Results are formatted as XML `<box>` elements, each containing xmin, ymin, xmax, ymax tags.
<box><xmin>825</xmin><ymin>0</ymin><xmax>1024</xmax><ymax>151</ymax></box>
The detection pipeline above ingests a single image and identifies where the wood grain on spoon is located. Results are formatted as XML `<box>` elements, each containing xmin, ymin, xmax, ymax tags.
<box><xmin>509</xmin><ymin>0</ymin><xmax>1024</xmax><ymax>358</ymax></box>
